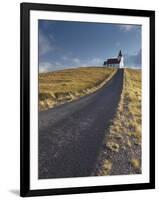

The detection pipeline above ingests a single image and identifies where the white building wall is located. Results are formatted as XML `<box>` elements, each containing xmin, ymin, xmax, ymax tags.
<box><xmin>119</xmin><ymin>56</ymin><xmax>124</xmax><ymax>68</ymax></box>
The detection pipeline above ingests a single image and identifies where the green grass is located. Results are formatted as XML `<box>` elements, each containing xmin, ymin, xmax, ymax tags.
<box><xmin>39</xmin><ymin>67</ymin><xmax>117</xmax><ymax>110</ymax></box>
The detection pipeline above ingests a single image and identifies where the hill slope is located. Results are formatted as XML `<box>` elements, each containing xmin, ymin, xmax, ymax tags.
<box><xmin>39</xmin><ymin>67</ymin><xmax>117</xmax><ymax>110</ymax></box>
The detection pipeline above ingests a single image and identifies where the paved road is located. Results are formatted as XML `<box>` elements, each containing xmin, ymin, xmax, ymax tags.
<box><xmin>39</xmin><ymin>69</ymin><xmax>123</xmax><ymax>179</ymax></box>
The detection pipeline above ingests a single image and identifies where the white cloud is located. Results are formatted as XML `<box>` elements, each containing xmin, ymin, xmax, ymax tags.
<box><xmin>39</xmin><ymin>62</ymin><xmax>53</xmax><ymax>73</ymax></box>
<box><xmin>124</xmin><ymin>49</ymin><xmax>141</xmax><ymax>68</ymax></box>
<box><xmin>39</xmin><ymin>56</ymin><xmax>104</xmax><ymax>73</ymax></box>
<box><xmin>62</xmin><ymin>56</ymin><xmax>81</xmax><ymax>65</ymax></box>
<box><xmin>118</xmin><ymin>25</ymin><xmax>135</xmax><ymax>32</ymax></box>
<box><xmin>39</xmin><ymin>62</ymin><xmax>63</xmax><ymax>73</ymax></box>
<box><xmin>39</xmin><ymin>31</ymin><xmax>54</xmax><ymax>56</ymax></box>
<box><xmin>39</xmin><ymin>61</ymin><xmax>71</xmax><ymax>73</ymax></box>
<box><xmin>90</xmin><ymin>58</ymin><xmax>103</xmax><ymax>65</ymax></box>
<box><xmin>79</xmin><ymin>58</ymin><xmax>103</xmax><ymax>67</ymax></box>
<box><xmin>74</xmin><ymin>57</ymin><xmax>103</xmax><ymax>67</ymax></box>
<box><xmin>62</xmin><ymin>56</ymin><xmax>69</xmax><ymax>61</ymax></box>
<box><xmin>71</xmin><ymin>57</ymin><xmax>103</xmax><ymax>67</ymax></box>
<box><xmin>72</xmin><ymin>58</ymin><xmax>80</xmax><ymax>64</ymax></box>
<box><xmin>62</xmin><ymin>56</ymin><xmax>80</xmax><ymax>64</ymax></box>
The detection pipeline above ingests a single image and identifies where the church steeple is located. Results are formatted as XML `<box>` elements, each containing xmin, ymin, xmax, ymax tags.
<box><xmin>118</xmin><ymin>50</ymin><xmax>122</xmax><ymax>58</ymax></box>
<box><xmin>118</xmin><ymin>50</ymin><xmax>124</xmax><ymax>68</ymax></box>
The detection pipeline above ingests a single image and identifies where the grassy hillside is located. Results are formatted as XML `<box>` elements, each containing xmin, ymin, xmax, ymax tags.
<box><xmin>39</xmin><ymin>67</ymin><xmax>117</xmax><ymax>110</ymax></box>
<box><xmin>94</xmin><ymin>69</ymin><xmax>142</xmax><ymax>176</ymax></box>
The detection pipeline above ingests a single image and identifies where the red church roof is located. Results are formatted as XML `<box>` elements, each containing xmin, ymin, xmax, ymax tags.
<box><xmin>106</xmin><ymin>58</ymin><xmax>120</xmax><ymax>64</ymax></box>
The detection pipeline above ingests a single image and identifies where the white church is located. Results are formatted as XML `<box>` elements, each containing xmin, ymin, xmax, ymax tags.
<box><xmin>103</xmin><ymin>50</ymin><xmax>124</xmax><ymax>68</ymax></box>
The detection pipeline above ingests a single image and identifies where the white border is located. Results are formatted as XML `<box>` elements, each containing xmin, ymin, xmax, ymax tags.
<box><xmin>30</xmin><ymin>10</ymin><xmax>150</xmax><ymax>190</ymax></box>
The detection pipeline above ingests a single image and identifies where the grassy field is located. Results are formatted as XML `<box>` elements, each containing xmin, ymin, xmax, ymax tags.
<box><xmin>39</xmin><ymin>67</ymin><xmax>117</xmax><ymax>110</ymax></box>
<box><xmin>94</xmin><ymin>69</ymin><xmax>142</xmax><ymax>176</ymax></box>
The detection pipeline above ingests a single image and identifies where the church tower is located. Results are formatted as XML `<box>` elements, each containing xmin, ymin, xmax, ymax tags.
<box><xmin>118</xmin><ymin>50</ymin><xmax>124</xmax><ymax>68</ymax></box>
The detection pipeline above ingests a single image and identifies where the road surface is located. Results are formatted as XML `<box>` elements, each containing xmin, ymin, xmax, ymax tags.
<box><xmin>39</xmin><ymin>69</ymin><xmax>123</xmax><ymax>179</ymax></box>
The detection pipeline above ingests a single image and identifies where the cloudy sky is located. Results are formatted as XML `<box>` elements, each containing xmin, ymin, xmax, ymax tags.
<box><xmin>39</xmin><ymin>20</ymin><xmax>141</xmax><ymax>73</ymax></box>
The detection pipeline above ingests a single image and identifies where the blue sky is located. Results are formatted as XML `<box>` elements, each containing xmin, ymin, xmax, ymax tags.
<box><xmin>39</xmin><ymin>20</ymin><xmax>141</xmax><ymax>72</ymax></box>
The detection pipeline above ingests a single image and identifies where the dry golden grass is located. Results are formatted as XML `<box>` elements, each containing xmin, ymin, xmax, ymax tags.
<box><xmin>106</xmin><ymin>141</ymin><xmax>120</xmax><ymax>152</ymax></box>
<box><xmin>39</xmin><ymin>67</ymin><xmax>117</xmax><ymax>110</ymax></box>
<box><xmin>95</xmin><ymin>68</ymin><xmax>141</xmax><ymax>176</ymax></box>
<box><xmin>124</xmin><ymin>69</ymin><xmax>141</xmax><ymax>142</ymax></box>
<box><xmin>101</xmin><ymin>160</ymin><xmax>112</xmax><ymax>175</ymax></box>
<box><xmin>130</xmin><ymin>158</ymin><xmax>141</xmax><ymax>170</ymax></box>
<box><xmin>106</xmin><ymin>68</ymin><xmax>141</xmax><ymax>151</ymax></box>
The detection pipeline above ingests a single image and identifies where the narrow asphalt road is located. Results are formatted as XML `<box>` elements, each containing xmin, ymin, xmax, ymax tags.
<box><xmin>39</xmin><ymin>69</ymin><xmax>124</xmax><ymax>179</ymax></box>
